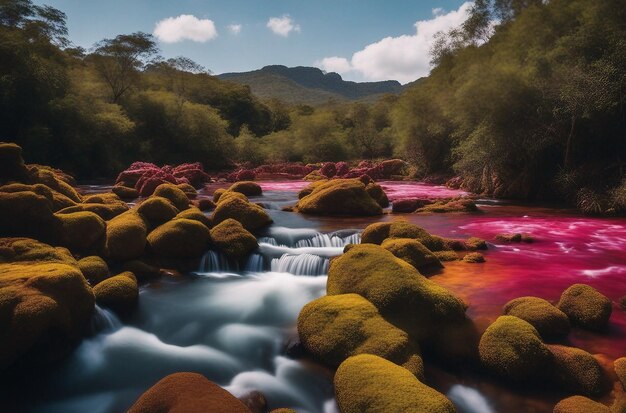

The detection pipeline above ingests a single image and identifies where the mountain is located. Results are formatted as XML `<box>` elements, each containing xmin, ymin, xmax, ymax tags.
<box><xmin>218</xmin><ymin>65</ymin><xmax>404</xmax><ymax>105</ymax></box>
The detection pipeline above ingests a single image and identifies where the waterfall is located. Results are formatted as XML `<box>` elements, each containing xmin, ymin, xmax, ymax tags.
<box><xmin>257</xmin><ymin>237</ymin><xmax>281</xmax><ymax>246</ymax></box>
<box><xmin>261</xmin><ymin>227</ymin><xmax>361</xmax><ymax>248</ymax></box>
<box><xmin>245</xmin><ymin>253</ymin><xmax>265</xmax><ymax>272</ymax></box>
<box><xmin>198</xmin><ymin>250</ymin><xmax>233</xmax><ymax>273</ymax></box>
<box><xmin>90</xmin><ymin>305</ymin><xmax>122</xmax><ymax>334</ymax></box>
<box><xmin>271</xmin><ymin>253</ymin><xmax>330</xmax><ymax>276</ymax></box>
<box><xmin>447</xmin><ymin>385</ymin><xmax>494</xmax><ymax>413</ymax></box>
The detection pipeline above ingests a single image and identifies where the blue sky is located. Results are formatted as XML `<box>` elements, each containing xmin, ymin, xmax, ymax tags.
<box><xmin>35</xmin><ymin>0</ymin><xmax>469</xmax><ymax>83</ymax></box>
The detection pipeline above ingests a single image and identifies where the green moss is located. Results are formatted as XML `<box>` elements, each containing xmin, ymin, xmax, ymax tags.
<box><xmin>216</xmin><ymin>190</ymin><xmax>248</xmax><ymax>205</ymax></box>
<box><xmin>616</xmin><ymin>357</ymin><xmax>626</xmax><ymax>390</ymax></box>
<box><xmin>503</xmin><ymin>296</ymin><xmax>570</xmax><ymax>339</ymax></box>
<box><xmin>0</xmin><ymin>142</ymin><xmax>30</xmax><ymax>183</ymax></box>
<box><xmin>209</xmin><ymin>218</ymin><xmax>258</xmax><ymax>262</ymax></box>
<box><xmin>466</xmin><ymin>237</ymin><xmax>488</xmax><ymax>250</ymax></box>
<box><xmin>557</xmin><ymin>284</ymin><xmax>612</xmax><ymax>331</ymax></box>
<box><xmin>381</xmin><ymin>238</ymin><xmax>443</xmax><ymax>271</ymax></box>
<box><xmin>54</xmin><ymin>211</ymin><xmax>106</xmax><ymax>253</ymax></box>
<box><xmin>136</xmin><ymin>196</ymin><xmax>179</xmax><ymax>227</ymax></box>
<box><xmin>93</xmin><ymin>271</ymin><xmax>138</xmax><ymax>316</ymax></box>
<box><xmin>213</xmin><ymin>188</ymin><xmax>227</xmax><ymax>203</ymax></box>
<box><xmin>77</xmin><ymin>256</ymin><xmax>110</xmax><ymax>284</ymax></box>
<box><xmin>122</xmin><ymin>260</ymin><xmax>162</xmax><ymax>281</ymax></box>
<box><xmin>194</xmin><ymin>198</ymin><xmax>216</xmax><ymax>211</ymax></box>
<box><xmin>296</xmin><ymin>179</ymin><xmax>383</xmax><ymax>216</ymax></box>
<box><xmin>30</xmin><ymin>167</ymin><xmax>82</xmax><ymax>203</ymax></box>
<box><xmin>478</xmin><ymin>315</ymin><xmax>553</xmax><ymax>382</ymax></box>
<box><xmin>327</xmin><ymin>244</ymin><xmax>466</xmax><ymax>339</ymax></box>
<box><xmin>548</xmin><ymin>344</ymin><xmax>604</xmax><ymax>396</ymax></box>
<box><xmin>175</xmin><ymin>207</ymin><xmax>211</xmax><ymax>228</ymax></box>
<box><xmin>365</xmin><ymin>183</ymin><xmax>390</xmax><ymax>208</ymax></box>
<box><xmin>0</xmin><ymin>191</ymin><xmax>56</xmax><ymax>239</ymax></box>
<box><xmin>553</xmin><ymin>396</ymin><xmax>611</xmax><ymax>413</ymax></box>
<box><xmin>212</xmin><ymin>196</ymin><xmax>272</xmax><ymax>232</ymax></box>
<box><xmin>270</xmin><ymin>410</ymin><xmax>297</xmax><ymax>413</ymax></box>
<box><xmin>105</xmin><ymin>211</ymin><xmax>148</xmax><ymax>261</ymax></box>
<box><xmin>112</xmin><ymin>185</ymin><xmax>139</xmax><ymax>200</ymax></box>
<box><xmin>57</xmin><ymin>201</ymin><xmax>129</xmax><ymax>220</ymax></box>
<box><xmin>463</xmin><ymin>252</ymin><xmax>485</xmax><ymax>263</ymax></box>
<box><xmin>147</xmin><ymin>218</ymin><xmax>211</xmax><ymax>258</ymax></box>
<box><xmin>83</xmin><ymin>193</ymin><xmax>122</xmax><ymax>204</ymax></box>
<box><xmin>153</xmin><ymin>183</ymin><xmax>190</xmax><ymax>211</ymax></box>
<box><xmin>417</xmin><ymin>198</ymin><xmax>478</xmax><ymax>213</ymax></box>
<box><xmin>176</xmin><ymin>183</ymin><xmax>197</xmax><ymax>199</ymax></box>
<box><xmin>0</xmin><ymin>238</ymin><xmax>76</xmax><ymax>265</ymax></box>
<box><xmin>298</xmin><ymin>179</ymin><xmax>328</xmax><ymax>198</ymax></box>
<box><xmin>434</xmin><ymin>251</ymin><xmax>460</xmax><ymax>261</ymax></box>
<box><xmin>360</xmin><ymin>221</ymin><xmax>452</xmax><ymax>252</ymax></box>
<box><xmin>334</xmin><ymin>354</ymin><xmax>456</xmax><ymax>413</ymax></box>
<box><xmin>495</xmin><ymin>233</ymin><xmax>523</xmax><ymax>243</ymax></box>
<box><xmin>229</xmin><ymin>181</ymin><xmax>262</xmax><ymax>196</ymax></box>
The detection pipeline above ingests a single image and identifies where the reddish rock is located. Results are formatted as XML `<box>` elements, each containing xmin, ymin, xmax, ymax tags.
<box><xmin>321</xmin><ymin>162</ymin><xmax>337</xmax><ymax>178</ymax></box>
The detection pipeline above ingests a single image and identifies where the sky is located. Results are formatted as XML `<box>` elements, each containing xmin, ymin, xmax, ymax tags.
<box><xmin>35</xmin><ymin>0</ymin><xmax>470</xmax><ymax>84</ymax></box>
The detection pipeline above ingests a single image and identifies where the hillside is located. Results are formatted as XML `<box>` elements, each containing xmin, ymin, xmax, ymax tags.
<box><xmin>219</xmin><ymin>65</ymin><xmax>403</xmax><ymax>105</ymax></box>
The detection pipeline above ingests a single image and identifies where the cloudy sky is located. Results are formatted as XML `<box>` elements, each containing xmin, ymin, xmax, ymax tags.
<box><xmin>36</xmin><ymin>0</ymin><xmax>470</xmax><ymax>84</ymax></box>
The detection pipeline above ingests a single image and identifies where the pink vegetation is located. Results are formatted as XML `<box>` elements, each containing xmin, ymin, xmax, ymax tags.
<box><xmin>116</xmin><ymin>161</ymin><xmax>210</xmax><ymax>196</ymax></box>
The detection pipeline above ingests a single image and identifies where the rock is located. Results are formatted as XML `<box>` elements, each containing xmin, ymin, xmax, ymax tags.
<box><xmin>29</xmin><ymin>166</ymin><xmax>82</xmax><ymax>203</ymax></box>
<box><xmin>463</xmin><ymin>252</ymin><xmax>485</xmax><ymax>263</ymax></box>
<box><xmin>320</xmin><ymin>162</ymin><xmax>337</xmax><ymax>178</ymax></box>
<box><xmin>122</xmin><ymin>260</ymin><xmax>162</xmax><ymax>281</ymax></box>
<box><xmin>147</xmin><ymin>218</ymin><xmax>211</xmax><ymax>258</ymax></box>
<box><xmin>0</xmin><ymin>238</ymin><xmax>76</xmax><ymax>265</ymax></box>
<box><xmin>77</xmin><ymin>256</ymin><xmax>110</xmax><ymax>284</ymax></box>
<box><xmin>55</xmin><ymin>211</ymin><xmax>106</xmax><ymax>253</ymax></box>
<box><xmin>417</xmin><ymin>198</ymin><xmax>478</xmax><ymax>213</ymax></box>
<box><xmin>93</xmin><ymin>272</ymin><xmax>138</xmax><ymax>316</ymax></box>
<box><xmin>503</xmin><ymin>296</ymin><xmax>570</xmax><ymax>339</ymax></box>
<box><xmin>112</xmin><ymin>185</ymin><xmax>139</xmax><ymax>200</ymax></box>
<box><xmin>381</xmin><ymin>238</ymin><xmax>443</xmax><ymax>271</ymax></box>
<box><xmin>1</xmin><ymin>182</ymin><xmax>77</xmax><ymax>211</ymax></box>
<box><xmin>553</xmin><ymin>396</ymin><xmax>610</xmax><ymax>413</ymax></box>
<box><xmin>495</xmin><ymin>233</ymin><xmax>523</xmax><ymax>243</ymax></box>
<box><xmin>213</xmin><ymin>188</ymin><xmax>227</xmax><ymax>202</ymax></box>
<box><xmin>365</xmin><ymin>182</ymin><xmax>390</xmax><ymax>208</ymax></box>
<box><xmin>229</xmin><ymin>181</ymin><xmax>262</xmax><ymax>196</ymax></box>
<box><xmin>194</xmin><ymin>198</ymin><xmax>215</xmax><ymax>211</ymax></box>
<box><xmin>327</xmin><ymin>244</ymin><xmax>466</xmax><ymax>339</ymax></box>
<box><xmin>298</xmin><ymin>293</ymin><xmax>424</xmax><ymax>378</ymax></box>
<box><xmin>298</xmin><ymin>179</ymin><xmax>327</xmax><ymax>199</ymax></box>
<box><xmin>0</xmin><ymin>142</ymin><xmax>30</xmax><ymax>183</ymax></box>
<box><xmin>478</xmin><ymin>315</ymin><xmax>552</xmax><ymax>382</ymax></box>
<box><xmin>465</xmin><ymin>237</ymin><xmax>488</xmax><ymax>250</ymax></box>
<box><xmin>217</xmin><ymin>190</ymin><xmax>248</xmax><ymax>204</ymax></box>
<box><xmin>434</xmin><ymin>251</ymin><xmax>460</xmax><ymax>261</ymax></box>
<box><xmin>548</xmin><ymin>344</ymin><xmax>603</xmax><ymax>396</ymax></box>
<box><xmin>270</xmin><ymin>410</ymin><xmax>297</xmax><ymax>413</ymax></box>
<box><xmin>392</xmin><ymin>198</ymin><xmax>434</xmax><ymax>213</ymax></box>
<box><xmin>137</xmin><ymin>196</ymin><xmax>179</xmax><ymax>227</ymax></box>
<box><xmin>0</xmin><ymin>190</ymin><xmax>56</xmax><ymax>240</ymax></box>
<box><xmin>57</xmin><ymin>201</ymin><xmax>129</xmax><ymax>221</ymax></box>
<box><xmin>238</xmin><ymin>391</ymin><xmax>267</xmax><ymax>413</ymax></box>
<box><xmin>210</xmin><ymin>219</ymin><xmax>258</xmax><ymax>262</ymax></box>
<box><xmin>296</xmin><ymin>179</ymin><xmax>383</xmax><ymax>216</ymax></box>
<box><xmin>176</xmin><ymin>183</ymin><xmax>197</xmax><ymax>199</ymax></box>
<box><xmin>360</xmin><ymin>222</ymin><xmax>450</xmax><ymax>251</ymax></box>
<box><xmin>380</xmin><ymin>159</ymin><xmax>407</xmax><ymax>176</ymax></box>
<box><xmin>615</xmin><ymin>357</ymin><xmax>626</xmax><ymax>390</ymax></box>
<box><xmin>212</xmin><ymin>196</ymin><xmax>272</xmax><ymax>233</ymax></box>
<box><xmin>127</xmin><ymin>372</ymin><xmax>251</xmax><ymax>413</ymax></box>
<box><xmin>153</xmin><ymin>183</ymin><xmax>190</xmax><ymax>211</ymax></box>
<box><xmin>334</xmin><ymin>354</ymin><xmax>456</xmax><ymax>413</ymax></box>
<box><xmin>557</xmin><ymin>284</ymin><xmax>612</xmax><ymax>331</ymax></box>
<box><xmin>174</xmin><ymin>207</ymin><xmax>211</xmax><ymax>228</ymax></box>
<box><xmin>105</xmin><ymin>211</ymin><xmax>148</xmax><ymax>261</ymax></box>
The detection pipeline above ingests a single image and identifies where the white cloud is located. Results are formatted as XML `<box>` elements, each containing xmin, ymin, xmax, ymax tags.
<box><xmin>228</xmin><ymin>24</ymin><xmax>242</xmax><ymax>35</ymax></box>
<box><xmin>154</xmin><ymin>15</ymin><xmax>218</xmax><ymax>43</ymax></box>
<box><xmin>267</xmin><ymin>15</ymin><xmax>300</xmax><ymax>37</ymax></box>
<box><xmin>315</xmin><ymin>3</ymin><xmax>472</xmax><ymax>83</ymax></box>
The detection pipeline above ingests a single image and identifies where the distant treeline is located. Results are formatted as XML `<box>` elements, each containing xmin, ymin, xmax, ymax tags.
<box><xmin>1</xmin><ymin>0</ymin><xmax>625</xmax><ymax>212</ymax></box>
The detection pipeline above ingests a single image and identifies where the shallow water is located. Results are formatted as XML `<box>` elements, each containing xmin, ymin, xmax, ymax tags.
<box><xmin>12</xmin><ymin>181</ymin><xmax>626</xmax><ymax>412</ymax></box>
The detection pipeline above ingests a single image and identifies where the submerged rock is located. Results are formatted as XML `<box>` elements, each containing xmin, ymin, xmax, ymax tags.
<box><xmin>462</xmin><ymin>252</ymin><xmax>485</xmax><ymax>263</ymax></box>
<box><xmin>557</xmin><ymin>284</ymin><xmax>612</xmax><ymax>331</ymax></box>
<box><xmin>503</xmin><ymin>296</ymin><xmax>570</xmax><ymax>339</ymax></box>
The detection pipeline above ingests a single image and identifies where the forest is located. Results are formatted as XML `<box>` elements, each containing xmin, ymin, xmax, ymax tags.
<box><xmin>1</xmin><ymin>0</ymin><xmax>625</xmax><ymax>212</ymax></box>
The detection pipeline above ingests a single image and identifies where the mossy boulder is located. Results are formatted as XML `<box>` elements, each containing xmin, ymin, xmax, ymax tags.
<box><xmin>213</xmin><ymin>188</ymin><xmax>227</xmax><ymax>203</ymax></box>
<box><xmin>615</xmin><ymin>357</ymin><xmax>626</xmax><ymax>390</ymax></box>
<box><xmin>0</xmin><ymin>190</ymin><xmax>56</xmax><ymax>239</ymax></box>
<box><xmin>548</xmin><ymin>344</ymin><xmax>603</xmax><ymax>396</ymax></box>
<box><xmin>298</xmin><ymin>293</ymin><xmax>424</xmax><ymax>378</ymax></box>
<box><xmin>112</xmin><ymin>185</ymin><xmax>139</xmax><ymax>200</ymax></box>
<box><xmin>194</xmin><ymin>198</ymin><xmax>215</xmax><ymax>211</ymax></box>
<box><xmin>0</xmin><ymin>182</ymin><xmax>77</xmax><ymax>211</ymax></box>
<box><xmin>417</xmin><ymin>198</ymin><xmax>478</xmax><ymax>213</ymax></box>
<box><xmin>557</xmin><ymin>284</ymin><xmax>612</xmax><ymax>331</ymax></box>
<box><xmin>55</xmin><ymin>211</ymin><xmax>106</xmax><ymax>253</ymax></box>
<box><xmin>553</xmin><ymin>396</ymin><xmax>611</xmax><ymax>413</ymax></box>
<box><xmin>365</xmin><ymin>182</ymin><xmax>390</xmax><ymax>208</ymax></box>
<box><xmin>334</xmin><ymin>354</ymin><xmax>456</xmax><ymax>413</ymax></box>
<box><xmin>30</xmin><ymin>167</ymin><xmax>82</xmax><ymax>203</ymax></box>
<box><xmin>360</xmin><ymin>222</ymin><xmax>448</xmax><ymax>251</ymax></box>
<box><xmin>176</xmin><ymin>183</ymin><xmax>197</xmax><ymax>199</ymax></box>
<box><xmin>153</xmin><ymin>183</ymin><xmax>190</xmax><ymax>211</ymax></box>
<box><xmin>327</xmin><ymin>244</ymin><xmax>467</xmax><ymax>339</ymax></box>
<box><xmin>216</xmin><ymin>190</ymin><xmax>248</xmax><ymax>205</ymax></box>
<box><xmin>434</xmin><ymin>251</ymin><xmax>460</xmax><ymax>261</ymax></box>
<box><xmin>137</xmin><ymin>196</ymin><xmax>179</xmax><ymax>227</ymax></box>
<box><xmin>93</xmin><ymin>271</ymin><xmax>138</xmax><ymax>316</ymax></box>
<box><xmin>77</xmin><ymin>256</ymin><xmax>110</xmax><ymax>285</ymax></box>
<box><xmin>0</xmin><ymin>142</ymin><xmax>30</xmax><ymax>183</ymax></box>
<box><xmin>381</xmin><ymin>238</ymin><xmax>442</xmax><ymax>271</ymax></box>
<box><xmin>503</xmin><ymin>297</ymin><xmax>570</xmax><ymax>339</ymax></box>
<box><xmin>122</xmin><ymin>260</ymin><xmax>163</xmax><ymax>281</ymax></box>
<box><xmin>128</xmin><ymin>372</ymin><xmax>252</xmax><ymax>413</ymax></box>
<box><xmin>296</xmin><ymin>179</ymin><xmax>383</xmax><ymax>216</ymax></box>
<box><xmin>478</xmin><ymin>315</ymin><xmax>553</xmax><ymax>382</ymax></box>
<box><xmin>105</xmin><ymin>211</ymin><xmax>148</xmax><ymax>261</ymax></box>
<box><xmin>209</xmin><ymin>219</ymin><xmax>258</xmax><ymax>262</ymax></box>
<box><xmin>212</xmin><ymin>197</ymin><xmax>272</xmax><ymax>233</ymax></box>
<box><xmin>57</xmin><ymin>201</ymin><xmax>129</xmax><ymax>221</ymax></box>
<box><xmin>0</xmin><ymin>238</ymin><xmax>76</xmax><ymax>265</ymax></box>
<box><xmin>147</xmin><ymin>218</ymin><xmax>211</xmax><ymax>258</ymax></box>
<box><xmin>175</xmin><ymin>207</ymin><xmax>211</xmax><ymax>228</ymax></box>
<box><xmin>229</xmin><ymin>181</ymin><xmax>262</xmax><ymax>196</ymax></box>
<box><xmin>463</xmin><ymin>252</ymin><xmax>485</xmax><ymax>263</ymax></box>
<box><xmin>270</xmin><ymin>410</ymin><xmax>297</xmax><ymax>413</ymax></box>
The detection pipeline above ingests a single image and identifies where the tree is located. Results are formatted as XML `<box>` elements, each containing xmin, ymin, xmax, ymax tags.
<box><xmin>91</xmin><ymin>32</ymin><xmax>158</xmax><ymax>103</ymax></box>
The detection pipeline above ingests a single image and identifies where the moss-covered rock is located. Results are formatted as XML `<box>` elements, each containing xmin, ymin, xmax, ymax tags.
<box><xmin>213</xmin><ymin>188</ymin><xmax>227</xmax><ymax>203</ymax></box>
<box><xmin>334</xmin><ymin>354</ymin><xmax>456</xmax><ymax>413</ymax></box>
<box><xmin>194</xmin><ymin>198</ymin><xmax>215</xmax><ymax>211</ymax></box>
<box><xmin>30</xmin><ymin>166</ymin><xmax>82</xmax><ymax>203</ymax></box>
<box><xmin>0</xmin><ymin>238</ymin><xmax>76</xmax><ymax>265</ymax></box>
<box><xmin>553</xmin><ymin>396</ymin><xmax>611</xmax><ymax>413</ymax></box>
<box><xmin>216</xmin><ymin>190</ymin><xmax>248</xmax><ymax>205</ymax></box>
<box><xmin>462</xmin><ymin>252</ymin><xmax>485</xmax><ymax>263</ymax></box>
<box><xmin>212</xmin><ymin>196</ymin><xmax>272</xmax><ymax>233</ymax></box>
<box><xmin>548</xmin><ymin>344</ymin><xmax>603</xmax><ymax>396</ymax></box>
<box><xmin>153</xmin><ymin>183</ymin><xmax>190</xmax><ymax>211</ymax></box>
<box><xmin>122</xmin><ymin>260</ymin><xmax>162</xmax><ymax>281</ymax></box>
<box><xmin>112</xmin><ymin>185</ymin><xmax>139</xmax><ymax>200</ymax></box>
<box><xmin>175</xmin><ymin>207</ymin><xmax>211</xmax><ymax>228</ymax></box>
<box><xmin>478</xmin><ymin>315</ymin><xmax>553</xmax><ymax>382</ymax></box>
<box><xmin>270</xmin><ymin>410</ymin><xmax>297</xmax><ymax>413</ymax></box>
<box><xmin>93</xmin><ymin>271</ymin><xmax>138</xmax><ymax>316</ymax></box>
<box><xmin>209</xmin><ymin>218</ymin><xmax>258</xmax><ymax>262</ymax></box>
<box><xmin>137</xmin><ymin>196</ymin><xmax>179</xmax><ymax>227</ymax></box>
<box><xmin>55</xmin><ymin>211</ymin><xmax>106</xmax><ymax>253</ymax></box>
<box><xmin>615</xmin><ymin>357</ymin><xmax>626</xmax><ymax>390</ymax></box>
<box><xmin>327</xmin><ymin>244</ymin><xmax>466</xmax><ymax>339</ymax></box>
<box><xmin>77</xmin><ymin>256</ymin><xmax>110</xmax><ymax>284</ymax></box>
<box><xmin>128</xmin><ymin>372</ymin><xmax>251</xmax><ymax>413</ymax></box>
<box><xmin>557</xmin><ymin>284</ymin><xmax>612</xmax><ymax>331</ymax></box>
<box><xmin>229</xmin><ymin>181</ymin><xmax>262</xmax><ymax>196</ymax></box>
<box><xmin>365</xmin><ymin>182</ymin><xmax>390</xmax><ymax>208</ymax></box>
<box><xmin>0</xmin><ymin>142</ymin><xmax>30</xmax><ymax>183</ymax></box>
<box><xmin>105</xmin><ymin>211</ymin><xmax>148</xmax><ymax>261</ymax></box>
<box><xmin>434</xmin><ymin>251</ymin><xmax>460</xmax><ymax>261</ymax></box>
<box><xmin>57</xmin><ymin>201</ymin><xmax>129</xmax><ymax>221</ymax></box>
<box><xmin>0</xmin><ymin>190</ymin><xmax>56</xmax><ymax>239</ymax></box>
<box><xmin>176</xmin><ymin>183</ymin><xmax>197</xmax><ymax>199</ymax></box>
<box><xmin>296</xmin><ymin>179</ymin><xmax>383</xmax><ymax>216</ymax></box>
<box><xmin>360</xmin><ymin>222</ymin><xmax>448</xmax><ymax>251</ymax></box>
<box><xmin>298</xmin><ymin>293</ymin><xmax>424</xmax><ymax>378</ymax></box>
<box><xmin>0</xmin><ymin>182</ymin><xmax>77</xmax><ymax>211</ymax></box>
<box><xmin>381</xmin><ymin>238</ymin><xmax>443</xmax><ymax>271</ymax></box>
<box><xmin>147</xmin><ymin>218</ymin><xmax>211</xmax><ymax>258</ymax></box>
<box><xmin>417</xmin><ymin>198</ymin><xmax>478</xmax><ymax>213</ymax></box>
<box><xmin>503</xmin><ymin>297</ymin><xmax>570</xmax><ymax>339</ymax></box>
